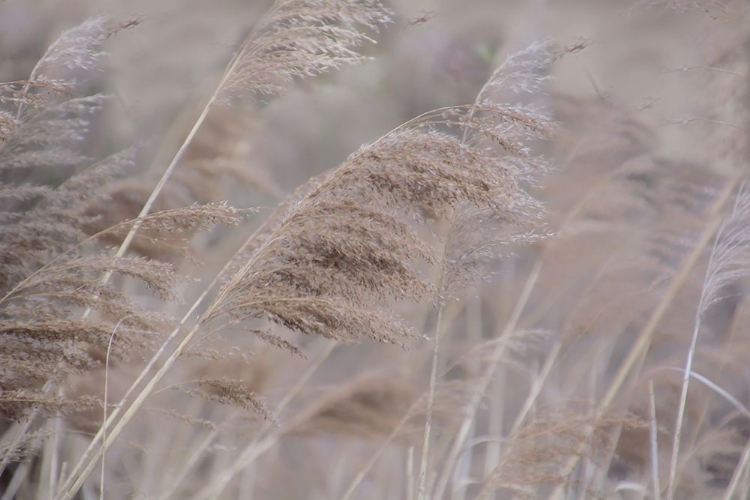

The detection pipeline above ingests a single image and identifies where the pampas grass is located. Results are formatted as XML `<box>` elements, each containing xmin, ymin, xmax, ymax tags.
<box><xmin>2</xmin><ymin>0</ymin><xmax>750</xmax><ymax>499</ymax></box>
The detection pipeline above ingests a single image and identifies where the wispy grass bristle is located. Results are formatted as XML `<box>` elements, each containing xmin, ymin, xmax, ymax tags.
<box><xmin>220</xmin><ymin>0</ymin><xmax>392</xmax><ymax>100</ymax></box>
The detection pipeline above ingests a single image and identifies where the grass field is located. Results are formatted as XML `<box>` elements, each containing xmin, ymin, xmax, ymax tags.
<box><xmin>1</xmin><ymin>1</ymin><xmax>749</xmax><ymax>498</ymax></box>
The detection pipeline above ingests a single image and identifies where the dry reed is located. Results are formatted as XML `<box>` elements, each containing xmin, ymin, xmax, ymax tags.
<box><xmin>2</xmin><ymin>1</ymin><xmax>750</xmax><ymax>499</ymax></box>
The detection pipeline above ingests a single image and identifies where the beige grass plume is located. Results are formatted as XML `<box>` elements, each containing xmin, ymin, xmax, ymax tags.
<box><xmin>205</xmin><ymin>43</ymin><xmax>555</xmax><ymax>346</ymax></box>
